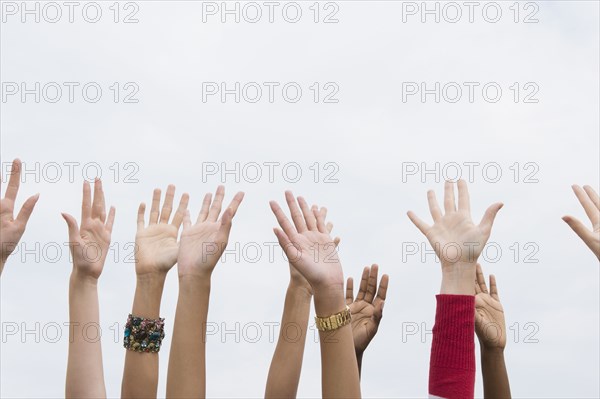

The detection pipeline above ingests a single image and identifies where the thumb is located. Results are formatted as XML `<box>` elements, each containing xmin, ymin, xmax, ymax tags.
<box><xmin>563</xmin><ymin>215</ymin><xmax>590</xmax><ymax>241</ymax></box>
<box><xmin>61</xmin><ymin>212</ymin><xmax>80</xmax><ymax>241</ymax></box>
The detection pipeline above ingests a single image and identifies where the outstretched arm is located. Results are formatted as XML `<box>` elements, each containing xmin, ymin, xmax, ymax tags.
<box><xmin>0</xmin><ymin>158</ymin><xmax>39</xmax><ymax>275</ymax></box>
<box><xmin>265</xmin><ymin>197</ymin><xmax>338</xmax><ymax>398</ymax></box>
<box><xmin>166</xmin><ymin>186</ymin><xmax>244</xmax><ymax>398</ymax></box>
<box><xmin>563</xmin><ymin>185</ymin><xmax>600</xmax><ymax>259</ymax></box>
<box><xmin>408</xmin><ymin>180</ymin><xmax>503</xmax><ymax>399</ymax></box>
<box><xmin>346</xmin><ymin>264</ymin><xmax>389</xmax><ymax>376</ymax></box>
<box><xmin>121</xmin><ymin>185</ymin><xmax>188</xmax><ymax>398</ymax></box>
<box><xmin>475</xmin><ymin>264</ymin><xmax>511</xmax><ymax>399</ymax></box>
<box><xmin>64</xmin><ymin>179</ymin><xmax>115</xmax><ymax>398</ymax></box>
<box><xmin>270</xmin><ymin>192</ymin><xmax>361</xmax><ymax>398</ymax></box>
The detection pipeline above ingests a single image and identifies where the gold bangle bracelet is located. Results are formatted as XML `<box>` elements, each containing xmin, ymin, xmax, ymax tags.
<box><xmin>314</xmin><ymin>305</ymin><xmax>352</xmax><ymax>332</ymax></box>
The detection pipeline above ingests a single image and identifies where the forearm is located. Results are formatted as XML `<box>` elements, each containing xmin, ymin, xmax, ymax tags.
<box><xmin>0</xmin><ymin>259</ymin><xmax>5</xmax><ymax>275</ymax></box>
<box><xmin>121</xmin><ymin>273</ymin><xmax>166</xmax><ymax>398</ymax></box>
<box><xmin>315</xmin><ymin>286</ymin><xmax>361</xmax><ymax>398</ymax></box>
<box><xmin>429</xmin><ymin>294</ymin><xmax>476</xmax><ymax>399</ymax></box>
<box><xmin>166</xmin><ymin>275</ymin><xmax>211</xmax><ymax>398</ymax></box>
<box><xmin>481</xmin><ymin>347</ymin><xmax>511</xmax><ymax>399</ymax></box>
<box><xmin>265</xmin><ymin>283</ymin><xmax>312</xmax><ymax>398</ymax></box>
<box><xmin>66</xmin><ymin>273</ymin><xmax>106</xmax><ymax>399</ymax></box>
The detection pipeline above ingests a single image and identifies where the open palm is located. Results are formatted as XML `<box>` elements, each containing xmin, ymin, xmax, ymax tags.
<box><xmin>62</xmin><ymin>179</ymin><xmax>115</xmax><ymax>279</ymax></box>
<box><xmin>135</xmin><ymin>185</ymin><xmax>188</xmax><ymax>276</ymax></box>
<box><xmin>408</xmin><ymin>180</ymin><xmax>503</xmax><ymax>268</ymax></box>
<box><xmin>271</xmin><ymin>191</ymin><xmax>342</xmax><ymax>290</ymax></box>
<box><xmin>177</xmin><ymin>186</ymin><xmax>244</xmax><ymax>277</ymax></box>
<box><xmin>474</xmin><ymin>263</ymin><xmax>506</xmax><ymax>349</ymax></box>
<box><xmin>346</xmin><ymin>264</ymin><xmax>388</xmax><ymax>354</ymax></box>
<box><xmin>0</xmin><ymin>159</ymin><xmax>39</xmax><ymax>266</ymax></box>
<box><xmin>563</xmin><ymin>185</ymin><xmax>600</xmax><ymax>259</ymax></box>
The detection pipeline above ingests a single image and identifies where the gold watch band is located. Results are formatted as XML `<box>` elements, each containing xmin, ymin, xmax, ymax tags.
<box><xmin>314</xmin><ymin>305</ymin><xmax>352</xmax><ymax>332</ymax></box>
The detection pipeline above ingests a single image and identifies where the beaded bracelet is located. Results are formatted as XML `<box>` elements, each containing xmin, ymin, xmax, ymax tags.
<box><xmin>123</xmin><ymin>314</ymin><xmax>165</xmax><ymax>353</ymax></box>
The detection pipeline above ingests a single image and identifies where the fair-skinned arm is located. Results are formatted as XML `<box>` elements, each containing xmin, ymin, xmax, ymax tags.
<box><xmin>63</xmin><ymin>179</ymin><xmax>115</xmax><ymax>398</ymax></box>
<box><xmin>0</xmin><ymin>158</ymin><xmax>39</xmax><ymax>275</ymax></box>
<box><xmin>408</xmin><ymin>180</ymin><xmax>503</xmax><ymax>399</ymax></box>
<box><xmin>270</xmin><ymin>191</ymin><xmax>361</xmax><ymax>398</ymax></box>
<box><xmin>475</xmin><ymin>264</ymin><xmax>511</xmax><ymax>399</ymax></box>
<box><xmin>121</xmin><ymin>185</ymin><xmax>188</xmax><ymax>398</ymax></box>
<box><xmin>166</xmin><ymin>186</ymin><xmax>244</xmax><ymax>398</ymax></box>
<box><xmin>563</xmin><ymin>185</ymin><xmax>600</xmax><ymax>259</ymax></box>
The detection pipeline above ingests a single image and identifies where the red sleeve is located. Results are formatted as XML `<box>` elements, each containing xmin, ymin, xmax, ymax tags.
<box><xmin>428</xmin><ymin>294</ymin><xmax>476</xmax><ymax>399</ymax></box>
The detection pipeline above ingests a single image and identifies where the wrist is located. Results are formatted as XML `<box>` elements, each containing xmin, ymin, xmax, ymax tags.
<box><xmin>287</xmin><ymin>281</ymin><xmax>313</xmax><ymax>301</ymax></box>
<box><xmin>313</xmin><ymin>283</ymin><xmax>346</xmax><ymax>317</ymax></box>
<box><xmin>70</xmin><ymin>270</ymin><xmax>99</xmax><ymax>286</ymax></box>
<box><xmin>440</xmin><ymin>262</ymin><xmax>477</xmax><ymax>295</ymax></box>
<box><xmin>480</xmin><ymin>342</ymin><xmax>506</xmax><ymax>354</ymax></box>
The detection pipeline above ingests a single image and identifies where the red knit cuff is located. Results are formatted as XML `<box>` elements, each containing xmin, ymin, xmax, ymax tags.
<box><xmin>429</xmin><ymin>294</ymin><xmax>476</xmax><ymax>399</ymax></box>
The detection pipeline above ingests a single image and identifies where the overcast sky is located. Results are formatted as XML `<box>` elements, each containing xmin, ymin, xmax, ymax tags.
<box><xmin>1</xmin><ymin>1</ymin><xmax>599</xmax><ymax>398</ymax></box>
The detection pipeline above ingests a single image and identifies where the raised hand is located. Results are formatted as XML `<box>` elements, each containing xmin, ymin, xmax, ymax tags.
<box><xmin>289</xmin><ymin>206</ymin><xmax>339</xmax><ymax>295</ymax></box>
<box><xmin>346</xmin><ymin>264</ymin><xmax>389</xmax><ymax>356</ymax></box>
<box><xmin>407</xmin><ymin>180</ymin><xmax>503</xmax><ymax>294</ymax></box>
<box><xmin>270</xmin><ymin>191</ymin><xmax>342</xmax><ymax>292</ymax></box>
<box><xmin>563</xmin><ymin>185</ymin><xmax>600</xmax><ymax>259</ymax></box>
<box><xmin>0</xmin><ymin>159</ymin><xmax>39</xmax><ymax>273</ymax></box>
<box><xmin>177</xmin><ymin>185</ymin><xmax>244</xmax><ymax>277</ymax></box>
<box><xmin>270</xmin><ymin>191</ymin><xmax>361</xmax><ymax>398</ymax></box>
<box><xmin>62</xmin><ymin>179</ymin><xmax>115</xmax><ymax>280</ymax></box>
<box><xmin>135</xmin><ymin>185</ymin><xmax>189</xmax><ymax>277</ymax></box>
<box><xmin>474</xmin><ymin>264</ymin><xmax>506</xmax><ymax>350</ymax></box>
<box><xmin>64</xmin><ymin>179</ymin><xmax>113</xmax><ymax>398</ymax></box>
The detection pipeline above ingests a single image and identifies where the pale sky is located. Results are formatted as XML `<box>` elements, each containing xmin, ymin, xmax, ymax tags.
<box><xmin>1</xmin><ymin>1</ymin><xmax>599</xmax><ymax>398</ymax></box>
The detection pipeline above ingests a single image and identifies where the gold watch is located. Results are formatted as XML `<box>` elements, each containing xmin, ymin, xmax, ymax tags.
<box><xmin>314</xmin><ymin>306</ymin><xmax>352</xmax><ymax>332</ymax></box>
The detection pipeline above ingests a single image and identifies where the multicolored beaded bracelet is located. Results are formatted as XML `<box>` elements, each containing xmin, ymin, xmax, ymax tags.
<box><xmin>123</xmin><ymin>314</ymin><xmax>165</xmax><ymax>353</ymax></box>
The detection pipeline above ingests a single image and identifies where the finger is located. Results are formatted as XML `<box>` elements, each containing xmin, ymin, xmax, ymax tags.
<box><xmin>4</xmin><ymin>159</ymin><xmax>21</xmax><ymax>202</ymax></box>
<box><xmin>476</xmin><ymin>263</ymin><xmax>488</xmax><ymax>294</ymax></box>
<box><xmin>81</xmin><ymin>181</ymin><xmax>92</xmax><ymax>221</ymax></box>
<box><xmin>479</xmin><ymin>202</ymin><xmax>504</xmax><ymax>235</ymax></box>
<box><xmin>489</xmin><ymin>274</ymin><xmax>500</xmax><ymax>301</ymax></box>
<box><xmin>320</xmin><ymin>206</ymin><xmax>328</xmax><ymax>221</ymax></box>
<box><xmin>312</xmin><ymin>206</ymin><xmax>328</xmax><ymax>234</ymax></box>
<box><xmin>149</xmin><ymin>189</ymin><xmax>161</xmax><ymax>225</ymax></box>
<box><xmin>345</xmin><ymin>277</ymin><xmax>354</xmax><ymax>305</ymax></box>
<box><xmin>427</xmin><ymin>190</ymin><xmax>443</xmax><ymax>222</ymax></box>
<box><xmin>583</xmin><ymin>185</ymin><xmax>600</xmax><ymax>210</ymax></box>
<box><xmin>356</xmin><ymin>266</ymin><xmax>370</xmax><ymax>301</ymax></box>
<box><xmin>270</xmin><ymin>200</ymin><xmax>297</xmax><ymax>238</ymax></box>
<box><xmin>160</xmin><ymin>184</ymin><xmax>176</xmax><ymax>223</ymax></box>
<box><xmin>92</xmin><ymin>178</ymin><xmax>106</xmax><ymax>222</ymax></box>
<box><xmin>273</xmin><ymin>227</ymin><xmax>296</xmax><ymax>261</ymax></box>
<box><xmin>364</xmin><ymin>264</ymin><xmax>379</xmax><ymax>303</ymax></box>
<box><xmin>298</xmin><ymin>196</ymin><xmax>317</xmax><ymax>231</ymax></box>
<box><xmin>376</xmin><ymin>273</ymin><xmax>389</xmax><ymax>302</ymax></box>
<box><xmin>61</xmin><ymin>212</ymin><xmax>80</xmax><ymax>241</ymax></box>
<box><xmin>457</xmin><ymin>179</ymin><xmax>471</xmax><ymax>213</ymax></box>
<box><xmin>105</xmin><ymin>206</ymin><xmax>116</xmax><ymax>234</ymax></box>
<box><xmin>15</xmin><ymin>194</ymin><xmax>39</xmax><ymax>226</ymax></box>
<box><xmin>333</xmin><ymin>236</ymin><xmax>341</xmax><ymax>247</ymax></box>
<box><xmin>216</xmin><ymin>207</ymin><xmax>234</xmax><ymax>241</ymax></box>
<box><xmin>326</xmin><ymin>221</ymin><xmax>334</xmax><ymax>234</ymax></box>
<box><xmin>444</xmin><ymin>180</ymin><xmax>456</xmax><ymax>213</ymax></box>
<box><xmin>197</xmin><ymin>193</ymin><xmax>212</xmax><ymax>223</ymax></box>
<box><xmin>171</xmin><ymin>193</ymin><xmax>190</xmax><ymax>229</ymax></box>
<box><xmin>373</xmin><ymin>300</ymin><xmax>385</xmax><ymax>325</ymax></box>
<box><xmin>137</xmin><ymin>203</ymin><xmax>146</xmax><ymax>230</ymax></box>
<box><xmin>573</xmin><ymin>185</ymin><xmax>599</xmax><ymax>226</ymax></box>
<box><xmin>285</xmin><ymin>191</ymin><xmax>307</xmax><ymax>233</ymax></box>
<box><xmin>207</xmin><ymin>185</ymin><xmax>225</xmax><ymax>222</ymax></box>
<box><xmin>407</xmin><ymin>211</ymin><xmax>431</xmax><ymax>236</ymax></box>
<box><xmin>182</xmin><ymin>209</ymin><xmax>191</xmax><ymax>229</ymax></box>
<box><xmin>563</xmin><ymin>215</ymin><xmax>592</xmax><ymax>242</ymax></box>
<box><xmin>226</xmin><ymin>192</ymin><xmax>245</xmax><ymax>218</ymax></box>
